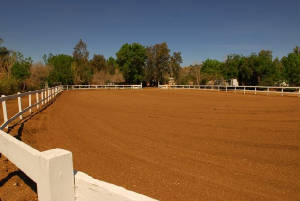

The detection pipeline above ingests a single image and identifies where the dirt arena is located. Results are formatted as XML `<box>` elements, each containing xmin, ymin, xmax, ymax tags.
<box><xmin>0</xmin><ymin>89</ymin><xmax>299</xmax><ymax>201</ymax></box>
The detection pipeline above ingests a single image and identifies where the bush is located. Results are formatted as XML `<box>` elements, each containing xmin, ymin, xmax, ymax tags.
<box><xmin>0</xmin><ymin>76</ymin><xmax>18</xmax><ymax>95</ymax></box>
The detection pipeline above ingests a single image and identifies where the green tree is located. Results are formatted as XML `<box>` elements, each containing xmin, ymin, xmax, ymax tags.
<box><xmin>281</xmin><ymin>47</ymin><xmax>300</xmax><ymax>86</ymax></box>
<box><xmin>46</xmin><ymin>54</ymin><xmax>74</xmax><ymax>85</ymax></box>
<box><xmin>11</xmin><ymin>52</ymin><xmax>32</xmax><ymax>90</ymax></box>
<box><xmin>107</xmin><ymin>57</ymin><xmax>117</xmax><ymax>75</ymax></box>
<box><xmin>201</xmin><ymin>59</ymin><xmax>223</xmax><ymax>81</ymax></box>
<box><xmin>116</xmin><ymin>43</ymin><xmax>146</xmax><ymax>84</ymax></box>
<box><xmin>222</xmin><ymin>54</ymin><xmax>241</xmax><ymax>80</ymax></box>
<box><xmin>238</xmin><ymin>56</ymin><xmax>254</xmax><ymax>85</ymax></box>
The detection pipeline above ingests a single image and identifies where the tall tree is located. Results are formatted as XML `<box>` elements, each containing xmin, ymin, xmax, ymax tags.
<box><xmin>0</xmin><ymin>38</ymin><xmax>16</xmax><ymax>75</ymax></box>
<box><xmin>116</xmin><ymin>43</ymin><xmax>146</xmax><ymax>84</ymax></box>
<box><xmin>72</xmin><ymin>39</ymin><xmax>92</xmax><ymax>84</ymax></box>
<box><xmin>46</xmin><ymin>54</ymin><xmax>74</xmax><ymax>85</ymax></box>
<box><xmin>107</xmin><ymin>57</ymin><xmax>117</xmax><ymax>75</ymax></box>
<box><xmin>73</xmin><ymin>39</ymin><xmax>89</xmax><ymax>63</ymax></box>
<box><xmin>145</xmin><ymin>42</ymin><xmax>170</xmax><ymax>85</ymax></box>
<box><xmin>168</xmin><ymin>52</ymin><xmax>183</xmax><ymax>80</ymax></box>
<box><xmin>90</xmin><ymin>54</ymin><xmax>107</xmax><ymax>72</ymax></box>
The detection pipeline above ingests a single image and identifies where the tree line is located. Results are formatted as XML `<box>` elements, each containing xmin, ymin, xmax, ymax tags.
<box><xmin>1</xmin><ymin>37</ymin><xmax>299</xmax><ymax>95</ymax></box>
<box><xmin>183</xmin><ymin>48</ymin><xmax>300</xmax><ymax>86</ymax></box>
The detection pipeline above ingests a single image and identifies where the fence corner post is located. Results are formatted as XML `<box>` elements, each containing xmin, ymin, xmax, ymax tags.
<box><xmin>38</xmin><ymin>149</ymin><xmax>74</xmax><ymax>201</ymax></box>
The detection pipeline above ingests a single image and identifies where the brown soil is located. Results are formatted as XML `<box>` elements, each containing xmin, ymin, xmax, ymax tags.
<box><xmin>0</xmin><ymin>89</ymin><xmax>299</xmax><ymax>201</ymax></box>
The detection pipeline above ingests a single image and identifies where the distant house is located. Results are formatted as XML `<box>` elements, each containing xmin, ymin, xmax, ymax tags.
<box><xmin>168</xmin><ymin>77</ymin><xmax>176</xmax><ymax>85</ymax></box>
<box><xmin>230</xmin><ymin>79</ymin><xmax>239</xmax><ymax>87</ymax></box>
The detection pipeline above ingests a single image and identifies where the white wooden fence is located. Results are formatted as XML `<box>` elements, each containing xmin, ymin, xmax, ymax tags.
<box><xmin>0</xmin><ymin>86</ymin><xmax>63</xmax><ymax>130</ymax></box>
<box><xmin>0</xmin><ymin>87</ymin><xmax>158</xmax><ymax>201</ymax></box>
<box><xmin>158</xmin><ymin>84</ymin><xmax>300</xmax><ymax>96</ymax></box>
<box><xmin>63</xmin><ymin>84</ymin><xmax>143</xmax><ymax>90</ymax></box>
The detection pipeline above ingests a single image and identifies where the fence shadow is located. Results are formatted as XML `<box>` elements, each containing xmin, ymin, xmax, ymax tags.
<box><xmin>6</xmin><ymin>93</ymin><xmax>61</xmax><ymax>139</ymax></box>
<box><xmin>0</xmin><ymin>170</ymin><xmax>37</xmax><ymax>193</ymax></box>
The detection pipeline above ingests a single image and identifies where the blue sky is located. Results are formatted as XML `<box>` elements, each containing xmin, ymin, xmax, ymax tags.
<box><xmin>0</xmin><ymin>0</ymin><xmax>299</xmax><ymax>66</ymax></box>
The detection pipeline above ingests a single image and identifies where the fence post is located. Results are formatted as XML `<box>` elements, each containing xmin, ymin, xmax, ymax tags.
<box><xmin>44</xmin><ymin>90</ymin><xmax>46</xmax><ymax>104</ymax></box>
<box><xmin>244</xmin><ymin>87</ymin><xmax>245</xmax><ymax>95</ymax></box>
<box><xmin>226</xmin><ymin>85</ymin><xmax>227</xmax><ymax>93</ymax></box>
<box><xmin>1</xmin><ymin>95</ymin><xmax>8</xmax><ymax>129</ymax></box>
<box><xmin>17</xmin><ymin>92</ymin><xmax>23</xmax><ymax>120</ymax></box>
<box><xmin>48</xmin><ymin>88</ymin><xmax>50</xmax><ymax>102</ymax></box>
<box><xmin>29</xmin><ymin>93</ymin><xmax>32</xmax><ymax>114</ymax></box>
<box><xmin>234</xmin><ymin>86</ymin><xmax>236</xmax><ymax>93</ymax></box>
<box><xmin>281</xmin><ymin>88</ymin><xmax>283</xmax><ymax>96</ymax></box>
<box><xmin>41</xmin><ymin>90</ymin><xmax>44</xmax><ymax>105</ymax></box>
<box><xmin>267</xmin><ymin>87</ymin><xmax>269</xmax><ymax>96</ymax></box>
<box><xmin>38</xmin><ymin>149</ymin><xmax>75</xmax><ymax>201</ymax></box>
<box><xmin>36</xmin><ymin>92</ymin><xmax>40</xmax><ymax>109</ymax></box>
<box><xmin>255</xmin><ymin>87</ymin><xmax>256</xmax><ymax>95</ymax></box>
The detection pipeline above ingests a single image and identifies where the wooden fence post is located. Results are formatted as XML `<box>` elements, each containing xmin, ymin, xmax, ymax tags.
<box><xmin>38</xmin><ymin>149</ymin><xmax>74</xmax><ymax>201</ymax></box>
<box><xmin>17</xmin><ymin>92</ymin><xmax>23</xmax><ymax>120</ymax></box>
<box><xmin>29</xmin><ymin>93</ymin><xmax>32</xmax><ymax>114</ymax></box>
<box><xmin>1</xmin><ymin>95</ymin><xmax>8</xmax><ymax>129</ymax></box>
<box><xmin>36</xmin><ymin>92</ymin><xmax>40</xmax><ymax>109</ymax></box>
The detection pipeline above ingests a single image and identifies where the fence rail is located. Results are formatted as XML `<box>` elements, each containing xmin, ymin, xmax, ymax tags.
<box><xmin>63</xmin><ymin>84</ymin><xmax>143</xmax><ymax>90</ymax></box>
<box><xmin>158</xmin><ymin>84</ymin><xmax>300</xmax><ymax>96</ymax></box>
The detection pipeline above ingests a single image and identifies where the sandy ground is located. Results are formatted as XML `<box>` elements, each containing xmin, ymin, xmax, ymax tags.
<box><xmin>0</xmin><ymin>89</ymin><xmax>299</xmax><ymax>201</ymax></box>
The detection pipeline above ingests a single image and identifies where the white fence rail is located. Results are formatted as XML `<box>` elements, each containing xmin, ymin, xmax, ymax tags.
<box><xmin>0</xmin><ymin>88</ymin><xmax>158</xmax><ymax>201</ymax></box>
<box><xmin>158</xmin><ymin>84</ymin><xmax>300</xmax><ymax>96</ymax></box>
<box><xmin>63</xmin><ymin>84</ymin><xmax>143</xmax><ymax>90</ymax></box>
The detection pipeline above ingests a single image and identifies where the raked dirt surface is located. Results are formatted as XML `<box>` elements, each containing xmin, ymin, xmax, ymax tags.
<box><xmin>0</xmin><ymin>89</ymin><xmax>299</xmax><ymax>201</ymax></box>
